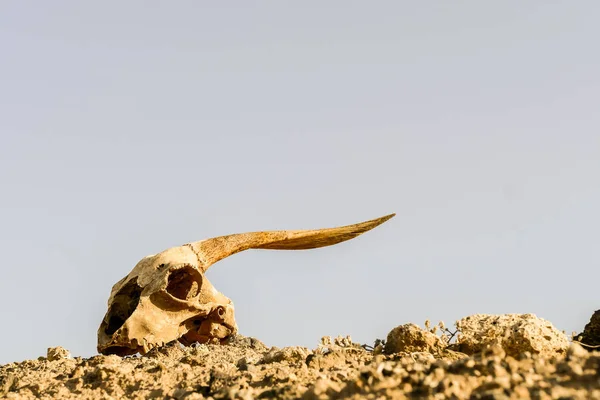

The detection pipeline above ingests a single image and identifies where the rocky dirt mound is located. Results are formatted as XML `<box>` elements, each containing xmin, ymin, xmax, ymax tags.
<box><xmin>2</xmin><ymin>314</ymin><xmax>600</xmax><ymax>399</ymax></box>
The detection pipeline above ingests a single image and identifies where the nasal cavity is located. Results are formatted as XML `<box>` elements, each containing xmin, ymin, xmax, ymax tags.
<box><xmin>166</xmin><ymin>267</ymin><xmax>201</xmax><ymax>300</ymax></box>
<box><xmin>104</xmin><ymin>279</ymin><xmax>142</xmax><ymax>335</ymax></box>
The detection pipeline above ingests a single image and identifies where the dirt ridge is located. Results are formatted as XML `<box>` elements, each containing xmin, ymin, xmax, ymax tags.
<box><xmin>2</xmin><ymin>313</ymin><xmax>600</xmax><ymax>399</ymax></box>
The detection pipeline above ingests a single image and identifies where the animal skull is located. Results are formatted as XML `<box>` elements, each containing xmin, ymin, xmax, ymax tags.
<box><xmin>97</xmin><ymin>213</ymin><xmax>395</xmax><ymax>356</ymax></box>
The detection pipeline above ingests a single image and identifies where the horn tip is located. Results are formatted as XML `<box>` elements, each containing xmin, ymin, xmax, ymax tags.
<box><xmin>362</xmin><ymin>213</ymin><xmax>395</xmax><ymax>230</ymax></box>
<box><xmin>378</xmin><ymin>213</ymin><xmax>396</xmax><ymax>223</ymax></box>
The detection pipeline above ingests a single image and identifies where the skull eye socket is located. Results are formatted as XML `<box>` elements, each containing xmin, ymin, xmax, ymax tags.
<box><xmin>166</xmin><ymin>266</ymin><xmax>202</xmax><ymax>301</ymax></box>
<box><xmin>104</xmin><ymin>279</ymin><xmax>142</xmax><ymax>335</ymax></box>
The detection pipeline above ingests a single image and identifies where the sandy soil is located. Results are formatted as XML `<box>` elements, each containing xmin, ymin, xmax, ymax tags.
<box><xmin>2</xmin><ymin>315</ymin><xmax>600</xmax><ymax>399</ymax></box>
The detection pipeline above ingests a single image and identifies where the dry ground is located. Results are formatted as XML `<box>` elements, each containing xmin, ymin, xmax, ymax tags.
<box><xmin>2</xmin><ymin>314</ymin><xmax>600</xmax><ymax>399</ymax></box>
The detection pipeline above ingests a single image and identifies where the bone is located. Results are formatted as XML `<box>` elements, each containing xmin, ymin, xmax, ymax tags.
<box><xmin>98</xmin><ymin>213</ymin><xmax>395</xmax><ymax>356</ymax></box>
<box><xmin>189</xmin><ymin>213</ymin><xmax>395</xmax><ymax>272</ymax></box>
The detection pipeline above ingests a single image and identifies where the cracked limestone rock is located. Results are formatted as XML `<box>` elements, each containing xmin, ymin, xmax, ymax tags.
<box><xmin>455</xmin><ymin>313</ymin><xmax>569</xmax><ymax>358</ymax></box>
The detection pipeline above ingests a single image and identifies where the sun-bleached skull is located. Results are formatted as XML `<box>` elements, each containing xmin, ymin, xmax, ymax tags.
<box><xmin>97</xmin><ymin>213</ymin><xmax>395</xmax><ymax>356</ymax></box>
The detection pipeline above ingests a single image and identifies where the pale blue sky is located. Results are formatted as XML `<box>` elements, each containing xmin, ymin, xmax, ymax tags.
<box><xmin>1</xmin><ymin>2</ymin><xmax>599</xmax><ymax>364</ymax></box>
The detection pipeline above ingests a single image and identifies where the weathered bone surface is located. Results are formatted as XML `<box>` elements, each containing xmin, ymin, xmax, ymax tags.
<box><xmin>97</xmin><ymin>214</ymin><xmax>395</xmax><ymax>356</ymax></box>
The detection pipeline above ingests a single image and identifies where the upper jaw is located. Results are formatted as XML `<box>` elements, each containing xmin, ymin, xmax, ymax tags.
<box><xmin>97</xmin><ymin>327</ymin><xmax>146</xmax><ymax>356</ymax></box>
<box><xmin>97</xmin><ymin>338</ymin><xmax>142</xmax><ymax>356</ymax></box>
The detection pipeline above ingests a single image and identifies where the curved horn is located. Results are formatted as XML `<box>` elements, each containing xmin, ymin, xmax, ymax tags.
<box><xmin>187</xmin><ymin>213</ymin><xmax>395</xmax><ymax>272</ymax></box>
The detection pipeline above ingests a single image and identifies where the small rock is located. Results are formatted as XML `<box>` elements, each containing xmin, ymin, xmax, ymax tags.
<box><xmin>384</xmin><ymin>323</ymin><xmax>444</xmax><ymax>355</ymax></box>
<box><xmin>47</xmin><ymin>346</ymin><xmax>71</xmax><ymax>361</ymax></box>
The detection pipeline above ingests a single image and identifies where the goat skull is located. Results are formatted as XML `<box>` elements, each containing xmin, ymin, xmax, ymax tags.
<box><xmin>97</xmin><ymin>213</ymin><xmax>395</xmax><ymax>356</ymax></box>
